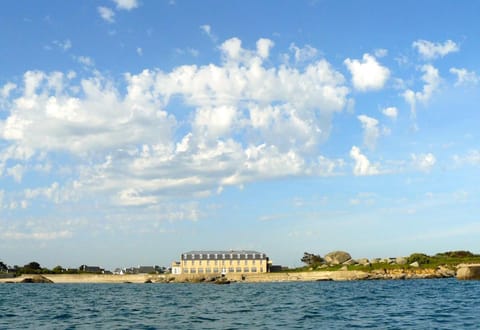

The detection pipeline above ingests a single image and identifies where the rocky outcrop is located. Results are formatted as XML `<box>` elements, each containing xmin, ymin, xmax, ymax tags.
<box><xmin>324</xmin><ymin>251</ymin><xmax>352</xmax><ymax>265</ymax></box>
<box><xmin>456</xmin><ymin>264</ymin><xmax>480</xmax><ymax>280</ymax></box>
<box><xmin>20</xmin><ymin>275</ymin><xmax>53</xmax><ymax>283</ymax></box>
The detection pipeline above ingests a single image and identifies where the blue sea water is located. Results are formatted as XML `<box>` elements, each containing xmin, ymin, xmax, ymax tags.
<box><xmin>1</xmin><ymin>279</ymin><xmax>480</xmax><ymax>329</ymax></box>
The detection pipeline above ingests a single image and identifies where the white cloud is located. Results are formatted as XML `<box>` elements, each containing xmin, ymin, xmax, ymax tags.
<box><xmin>1</xmin><ymin>230</ymin><xmax>72</xmax><ymax>240</ymax></box>
<box><xmin>289</xmin><ymin>43</ymin><xmax>318</xmax><ymax>63</ymax></box>
<box><xmin>344</xmin><ymin>53</ymin><xmax>390</xmax><ymax>91</ymax></box>
<box><xmin>98</xmin><ymin>6</ymin><xmax>115</xmax><ymax>23</ymax></box>
<box><xmin>374</xmin><ymin>48</ymin><xmax>388</xmax><ymax>58</ymax></box>
<box><xmin>449</xmin><ymin>67</ymin><xmax>479</xmax><ymax>86</ymax></box>
<box><xmin>6</xmin><ymin>164</ymin><xmax>24</xmax><ymax>182</ymax></box>
<box><xmin>453</xmin><ymin>150</ymin><xmax>480</xmax><ymax>166</ymax></box>
<box><xmin>200</xmin><ymin>24</ymin><xmax>217</xmax><ymax>42</ymax></box>
<box><xmin>0</xmin><ymin>38</ymin><xmax>351</xmax><ymax>211</ymax></box>
<box><xmin>256</xmin><ymin>38</ymin><xmax>274</xmax><ymax>59</ymax></box>
<box><xmin>382</xmin><ymin>106</ymin><xmax>398</xmax><ymax>120</ymax></box>
<box><xmin>136</xmin><ymin>47</ymin><xmax>143</xmax><ymax>56</ymax></box>
<box><xmin>112</xmin><ymin>0</ymin><xmax>139</xmax><ymax>10</ymax></box>
<box><xmin>357</xmin><ymin>115</ymin><xmax>380</xmax><ymax>150</ymax></box>
<box><xmin>411</xmin><ymin>153</ymin><xmax>436</xmax><ymax>172</ymax></box>
<box><xmin>75</xmin><ymin>56</ymin><xmax>95</xmax><ymax>67</ymax></box>
<box><xmin>412</xmin><ymin>39</ymin><xmax>459</xmax><ymax>60</ymax></box>
<box><xmin>52</xmin><ymin>39</ymin><xmax>72</xmax><ymax>51</ymax></box>
<box><xmin>1</xmin><ymin>82</ymin><xmax>16</xmax><ymax>98</ymax></box>
<box><xmin>403</xmin><ymin>64</ymin><xmax>441</xmax><ymax>117</ymax></box>
<box><xmin>350</xmin><ymin>146</ymin><xmax>379</xmax><ymax>176</ymax></box>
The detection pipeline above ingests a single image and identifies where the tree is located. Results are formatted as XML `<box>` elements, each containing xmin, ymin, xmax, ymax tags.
<box><xmin>0</xmin><ymin>261</ymin><xmax>7</xmax><ymax>272</ymax></box>
<box><xmin>52</xmin><ymin>265</ymin><xmax>64</xmax><ymax>273</ymax></box>
<box><xmin>24</xmin><ymin>261</ymin><xmax>41</xmax><ymax>270</ymax></box>
<box><xmin>301</xmin><ymin>252</ymin><xmax>324</xmax><ymax>267</ymax></box>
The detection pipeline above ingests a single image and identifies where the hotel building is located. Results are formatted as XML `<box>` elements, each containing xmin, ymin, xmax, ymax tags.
<box><xmin>172</xmin><ymin>250</ymin><xmax>270</xmax><ymax>275</ymax></box>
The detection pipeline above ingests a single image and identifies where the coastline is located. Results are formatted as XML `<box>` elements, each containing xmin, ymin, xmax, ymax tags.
<box><xmin>0</xmin><ymin>266</ymin><xmax>461</xmax><ymax>284</ymax></box>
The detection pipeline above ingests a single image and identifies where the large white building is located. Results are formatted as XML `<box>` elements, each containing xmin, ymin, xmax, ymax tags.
<box><xmin>172</xmin><ymin>250</ymin><xmax>270</xmax><ymax>275</ymax></box>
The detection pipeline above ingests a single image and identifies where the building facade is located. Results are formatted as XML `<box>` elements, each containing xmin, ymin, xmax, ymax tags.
<box><xmin>174</xmin><ymin>250</ymin><xmax>270</xmax><ymax>275</ymax></box>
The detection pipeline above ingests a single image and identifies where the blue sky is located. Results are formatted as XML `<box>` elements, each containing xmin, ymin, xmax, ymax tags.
<box><xmin>1</xmin><ymin>0</ymin><xmax>480</xmax><ymax>270</ymax></box>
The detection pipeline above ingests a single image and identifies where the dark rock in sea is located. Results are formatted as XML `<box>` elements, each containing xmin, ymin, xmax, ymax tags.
<box><xmin>456</xmin><ymin>264</ymin><xmax>480</xmax><ymax>280</ymax></box>
<box><xmin>20</xmin><ymin>275</ymin><xmax>53</xmax><ymax>283</ymax></box>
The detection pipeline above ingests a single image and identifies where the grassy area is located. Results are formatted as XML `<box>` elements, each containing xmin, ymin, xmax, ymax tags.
<box><xmin>280</xmin><ymin>251</ymin><xmax>480</xmax><ymax>273</ymax></box>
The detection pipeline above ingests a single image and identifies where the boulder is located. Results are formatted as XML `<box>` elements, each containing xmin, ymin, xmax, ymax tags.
<box><xmin>357</xmin><ymin>258</ymin><xmax>370</xmax><ymax>266</ymax></box>
<box><xmin>343</xmin><ymin>259</ymin><xmax>357</xmax><ymax>265</ymax></box>
<box><xmin>371</xmin><ymin>258</ymin><xmax>381</xmax><ymax>264</ymax></box>
<box><xmin>409</xmin><ymin>261</ymin><xmax>419</xmax><ymax>268</ymax></box>
<box><xmin>395</xmin><ymin>257</ymin><xmax>407</xmax><ymax>265</ymax></box>
<box><xmin>20</xmin><ymin>275</ymin><xmax>53</xmax><ymax>283</ymax></box>
<box><xmin>456</xmin><ymin>264</ymin><xmax>480</xmax><ymax>280</ymax></box>
<box><xmin>324</xmin><ymin>251</ymin><xmax>352</xmax><ymax>265</ymax></box>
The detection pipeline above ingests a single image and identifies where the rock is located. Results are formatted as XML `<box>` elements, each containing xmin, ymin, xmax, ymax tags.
<box><xmin>20</xmin><ymin>275</ymin><xmax>53</xmax><ymax>283</ymax></box>
<box><xmin>324</xmin><ymin>251</ymin><xmax>352</xmax><ymax>265</ymax></box>
<box><xmin>357</xmin><ymin>258</ymin><xmax>370</xmax><ymax>266</ymax></box>
<box><xmin>409</xmin><ymin>261</ymin><xmax>419</xmax><ymax>268</ymax></box>
<box><xmin>371</xmin><ymin>258</ymin><xmax>381</xmax><ymax>264</ymax></box>
<box><xmin>456</xmin><ymin>264</ymin><xmax>480</xmax><ymax>280</ymax></box>
<box><xmin>339</xmin><ymin>265</ymin><xmax>348</xmax><ymax>271</ymax></box>
<box><xmin>343</xmin><ymin>259</ymin><xmax>357</xmax><ymax>265</ymax></box>
<box><xmin>435</xmin><ymin>266</ymin><xmax>455</xmax><ymax>278</ymax></box>
<box><xmin>395</xmin><ymin>257</ymin><xmax>407</xmax><ymax>265</ymax></box>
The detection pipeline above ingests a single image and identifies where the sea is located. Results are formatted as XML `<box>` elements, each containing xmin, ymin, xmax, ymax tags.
<box><xmin>1</xmin><ymin>278</ymin><xmax>479</xmax><ymax>329</ymax></box>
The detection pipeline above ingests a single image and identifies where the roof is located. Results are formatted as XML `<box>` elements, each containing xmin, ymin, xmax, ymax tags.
<box><xmin>181</xmin><ymin>250</ymin><xmax>268</xmax><ymax>260</ymax></box>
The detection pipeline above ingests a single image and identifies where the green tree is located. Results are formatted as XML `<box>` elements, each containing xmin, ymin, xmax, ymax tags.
<box><xmin>0</xmin><ymin>261</ymin><xmax>8</xmax><ymax>272</ymax></box>
<box><xmin>301</xmin><ymin>252</ymin><xmax>324</xmax><ymax>267</ymax></box>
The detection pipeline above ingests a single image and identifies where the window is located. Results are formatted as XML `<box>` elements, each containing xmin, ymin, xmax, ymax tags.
<box><xmin>229</xmin><ymin>260</ymin><xmax>233</xmax><ymax>265</ymax></box>
<box><xmin>251</xmin><ymin>267</ymin><xmax>257</xmax><ymax>272</ymax></box>
<box><xmin>244</xmin><ymin>260</ymin><xmax>248</xmax><ymax>265</ymax></box>
<box><xmin>236</xmin><ymin>267</ymin><xmax>242</xmax><ymax>273</ymax></box>
<box><xmin>199</xmin><ymin>260</ymin><xmax>202</xmax><ymax>265</ymax></box>
<box><xmin>198</xmin><ymin>268</ymin><xmax>204</xmax><ymax>273</ymax></box>
<box><xmin>190</xmin><ymin>269</ymin><xmax>196</xmax><ymax>274</ymax></box>
<box><xmin>207</xmin><ymin>260</ymin><xmax>210</xmax><ymax>265</ymax></box>
<box><xmin>244</xmin><ymin>267</ymin><xmax>249</xmax><ymax>272</ymax></box>
<box><xmin>260</xmin><ymin>268</ymin><xmax>264</xmax><ymax>272</ymax></box>
<box><xmin>228</xmin><ymin>267</ymin><xmax>234</xmax><ymax>273</ymax></box>
<box><xmin>252</xmin><ymin>259</ymin><xmax>256</xmax><ymax>264</ymax></box>
<box><xmin>237</xmin><ymin>260</ymin><xmax>240</xmax><ymax>265</ymax></box>
<box><xmin>213</xmin><ymin>268</ymin><xmax>219</xmax><ymax>273</ymax></box>
<box><xmin>214</xmin><ymin>260</ymin><xmax>218</xmax><ymax>266</ymax></box>
<box><xmin>206</xmin><ymin>268</ymin><xmax>211</xmax><ymax>273</ymax></box>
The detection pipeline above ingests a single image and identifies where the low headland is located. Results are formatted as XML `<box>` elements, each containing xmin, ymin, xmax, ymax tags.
<box><xmin>2</xmin><ymin>250</ymin><xmax>480</xmax><ymax>283</ymax></box>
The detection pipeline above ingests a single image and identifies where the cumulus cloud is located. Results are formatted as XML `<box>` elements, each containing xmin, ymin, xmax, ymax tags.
<box><xmin>344</xmin><ymin>54</ymin><xmax>390</xmax><ymax>91</ymax></box>
<box><xmin>382</xmin><ymin>106</ymin><xmax>398</xmax><ymax>120</ymax></box>
<box><xmin>98</xmin><ymin>6</ymin><xmax>115</xmax><ymax>23</ymax></box>
<box><xmin>450</xmin><ymin>67</ymin><xmax>479</xmax><ymax>86</ymax></box>
<box><xmin>112</xmin><ymin>0</ymin><xmax>139</xmax><ymax>10</ymax></box>
<box><xmin>357</xmin><ymin>115</ymin><xmax>380</xmax><ymax>150</ymax></box>
<box><xmin>350</xmin><ymin>146</ymin><xmax>379</xmax><ymax>176</ymax></box>
<box><xmin>257</xmin><ymin>38</ymin><xmax>274</xmax><ymax>59</ymax></box>
<box><xmin>403</xmin><ymin>64</ymin><xmax>441</xmax><ymax>117</ymax></box>
<box><xmin>0</xmin><ymin>38</ymin><xmax>350</xmax><ymax>211</ymax></box>
<box><xmin>412</xmin><ymin>39</ymin><xmax>459</xmax><ymax>60</ymax></box>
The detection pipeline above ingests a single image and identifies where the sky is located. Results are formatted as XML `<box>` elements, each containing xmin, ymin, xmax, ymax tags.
<box><xmin>1</xmin><ymin>0</ymin><xmax>480</xmax><ymax>270</ymax></box>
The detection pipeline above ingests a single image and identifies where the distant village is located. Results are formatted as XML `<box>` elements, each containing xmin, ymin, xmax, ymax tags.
<box><xmin>0</xmin><ymin>261</ymin><xmax>168</xmax><ymax>277</ymax></box>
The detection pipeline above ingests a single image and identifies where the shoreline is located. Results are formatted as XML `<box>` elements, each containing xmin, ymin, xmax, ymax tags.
<box><xmin>0</xmin><ymin>266</ymin><xmax>463</xmax><ymax>284</ymax></box>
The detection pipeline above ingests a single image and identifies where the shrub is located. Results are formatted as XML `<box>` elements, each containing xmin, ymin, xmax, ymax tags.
<box><xmin>407</xmin><ymin>253</ymin><xmax>431</xmax><ymax>265</ymax></box>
